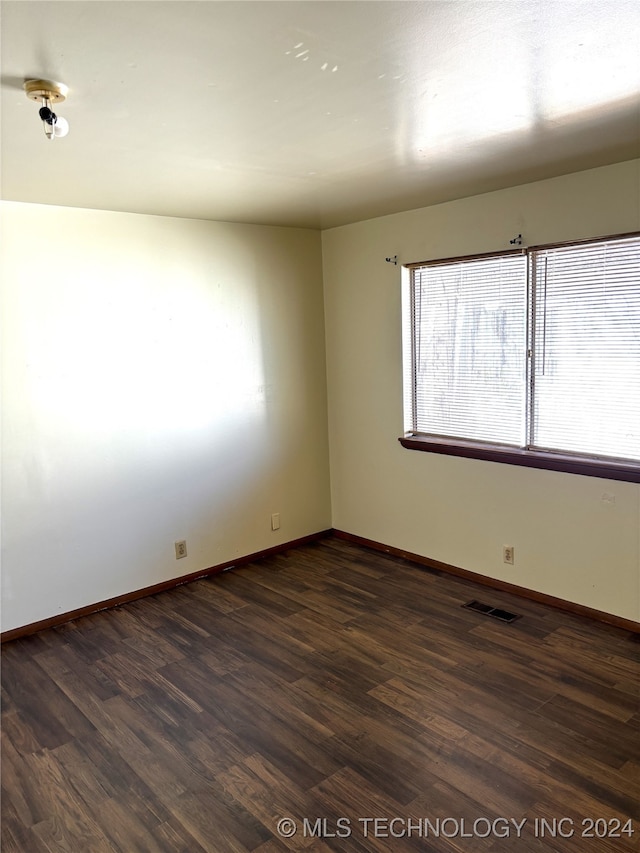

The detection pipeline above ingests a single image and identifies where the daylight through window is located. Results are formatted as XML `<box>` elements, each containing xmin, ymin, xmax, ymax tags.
<box><xmin>402</xmin><ymin>233</ymin><xmax>640</xmax><ymax>474</ymax></box>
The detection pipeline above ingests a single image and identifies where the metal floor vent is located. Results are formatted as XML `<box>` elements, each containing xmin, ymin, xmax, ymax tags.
<box><xmin>462</xmin><ymin>600</ymin><xmax>522</xmax><ymax>623</ymax></box>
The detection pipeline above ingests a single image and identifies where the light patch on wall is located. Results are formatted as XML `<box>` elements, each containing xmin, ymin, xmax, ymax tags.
<box><xmin>18</xmin><ymin>261</ymin><xmax>265</xmax><ymax>434</ymax></box>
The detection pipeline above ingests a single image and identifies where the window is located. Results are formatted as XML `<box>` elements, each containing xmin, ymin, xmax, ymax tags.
<box><xmin>401</xmin><ymin>233</ymin><xmax>640</xmax><ymax>482</ymax></box>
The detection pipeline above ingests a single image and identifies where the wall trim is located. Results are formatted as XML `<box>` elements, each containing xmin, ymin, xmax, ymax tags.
<box><xmin>0</xmin><ymin>530</ymin><xmax>333</xmax><ymax>643</ymax></box>
<box><xmin>333</xmin><ymin>529</ymin><xmax>640</xmax><ymax>634</ymax></box>
<box><xmin>4</xmin><ymin>527</ymin><xmax>637</xmax><ymax>642</ymax></box>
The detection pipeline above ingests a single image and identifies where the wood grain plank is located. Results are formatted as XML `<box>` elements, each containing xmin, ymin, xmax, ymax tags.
<box><xmin>2</xmin><ymin>537</ymin><xmax>638</xmax><ymax>853</ymax></box>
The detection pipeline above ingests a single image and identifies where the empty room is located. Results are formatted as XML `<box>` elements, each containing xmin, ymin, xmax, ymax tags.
<box><xmin>1</xmin><ymin>1</ymin><xmax>639</xmax><ymax>851</ymax></box>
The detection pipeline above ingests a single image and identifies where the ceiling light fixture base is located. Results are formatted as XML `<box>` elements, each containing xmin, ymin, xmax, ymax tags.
<box><xmin>24</xmin><ymin>79</ymin><xmax>68</xmax><ymax>103</ymax></box>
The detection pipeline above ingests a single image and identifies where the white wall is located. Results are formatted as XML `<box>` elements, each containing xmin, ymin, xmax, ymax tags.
<box><xmin>1</xmin><ymin>202</ymin><xmax>331</xmax><ymax>632</ymax></box>
<box><xmin>322</xmin><ymin>160</ymin><xmax>640</xmax><ymax>622</ymax></box>
<box><xmin>3</xmin><ymin>162</ymin><xmax>639</xmax><ymax>633</ymax></box>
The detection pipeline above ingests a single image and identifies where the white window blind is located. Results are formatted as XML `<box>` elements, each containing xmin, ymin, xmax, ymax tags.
<box><xmin>406</xmin><ymin>233</ymin><xmax>640</xmax><ymax>465</ymax></box>
<box><xmin>411</xmin><ymin>253</ymin><xmax>527</xmax><ymax>445</ymax></box>
<box><xmin>530</xmin><ymin>237</ymin><xmax>640</xmax><ymax>461</ymax></box>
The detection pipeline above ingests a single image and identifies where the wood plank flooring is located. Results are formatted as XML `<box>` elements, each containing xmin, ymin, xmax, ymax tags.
<box><xmin>2</xmin><ymin>537</ymin><xmax>639</xmax><ymax>852</ymax></box>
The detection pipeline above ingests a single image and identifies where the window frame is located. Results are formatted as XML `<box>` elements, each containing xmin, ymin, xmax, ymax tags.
<box><xmin>400</xmin><ymin>232</ymin><xmax>640</xmax><ymax>483</ymax></box>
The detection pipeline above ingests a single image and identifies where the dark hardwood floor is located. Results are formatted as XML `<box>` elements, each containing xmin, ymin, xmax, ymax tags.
<box><xmin>2</xmin><ymin>537</ymin><xmax>639</xmax><ymax>852</ymax></box>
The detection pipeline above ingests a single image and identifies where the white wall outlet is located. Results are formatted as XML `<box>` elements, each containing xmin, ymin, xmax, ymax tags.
<box><xmin>271</xmin><ymin>513</ymin><xmax>280</xmax><ymax>531</ymax></box>
<box><xmin>503</xmin><ymin>545</ymin><xmax>515</xmax><ymax>565</ymax></box>
<box><xmin>175</xmin><ymin>540</ymin><xmax>187</xmax><ymax>559</ymax></box>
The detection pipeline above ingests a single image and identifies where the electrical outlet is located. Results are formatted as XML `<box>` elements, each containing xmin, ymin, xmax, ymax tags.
<box><xmin>271</xmin><ymin>513</ymin><xmax>280</xmax><ymax>531</ymax></box>
<box><xmin>503</xmin><ymin>545</ymin><xmax>515</xmax><ymax>565</ymax></box>
<box><xmin>175</xmin><ymin>540</ymin><xmax>187</xmax><ymax>559</ymax></box>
